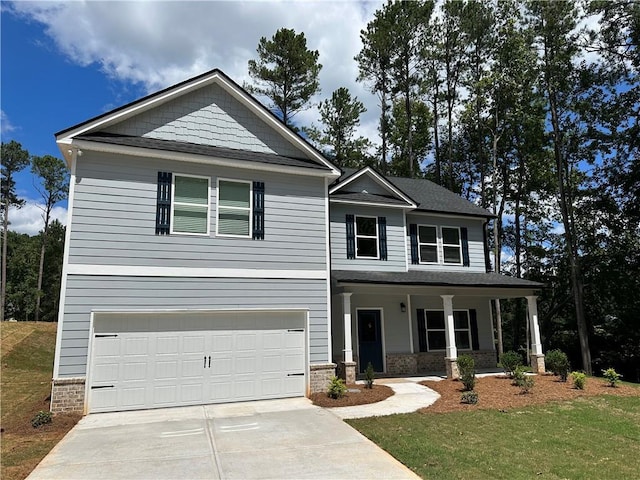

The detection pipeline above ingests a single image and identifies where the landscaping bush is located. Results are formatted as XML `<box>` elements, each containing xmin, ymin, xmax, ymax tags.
<box><xmin>546</xmin><ymin>349</ymin><xmax>570</xmax><ymax>381</ymax></box>
<box><xmin>31</xmin><ymin>410</ymin><xmax>53</xmax><ymax>428</ymax></box>
<box><xmin>512</xmin><ymin>365</ymin><xmax>527</xmax><ymax>386</ymax></box>
<box><xmin>460</xmin><ymin>391</ymin><xmax>478</xmax><ymax>404</ymax></box>
<box><xmin>571</xmin><ymin>371</ymin><xmax>587</xmax><ymax>390</ymax></box>
<box><xmin>499</xmin><ymin>350</ymin><xmax>522</xmax><ymax>377</ymax></box>
<box><xmin>327</xmin><ymin>376</ymin><xmax>347</xmax><ymax>399</ymax></box>
<box><xmin>364</xmin><ymin>362</ymin><xmax>375</xmax><ymax>389</ymax></box>
<box><xmin>457</xmin><ymin>354</ymin><xmax>476</xmax><ymax>391</ymax></box>
<box><xmin>602</xmin><ymin>368</ymin><xmax>622</xmax><ymax>387</ymax></box>
<box><xmin>519</xmin><ymin>376</ymin><xmax>535</xmax><ymax>394</ymax></box>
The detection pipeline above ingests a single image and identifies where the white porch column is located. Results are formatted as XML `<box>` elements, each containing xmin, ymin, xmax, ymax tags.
<box><xmin>342</xmin><ymin>293</ymin><xmax>353</xmax><ymax>363</ymax></box>
<box><xmin>441</xmin><ymin>294</ymin><xmax>459</xmax><ymax>379</ymax></box>
<box><xmin>526</xmin><ymin>295</ymin><xmax>546</xmax><ymax>373</ymax></box>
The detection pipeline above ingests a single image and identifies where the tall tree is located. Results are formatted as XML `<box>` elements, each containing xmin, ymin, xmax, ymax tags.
<box><xmin>31</xmin><ymin>155</ymin><xmax>68</xmax><ymax>322</ymax></box>
<box><xmin>247</xmin><ymin>28</ymin><xmax>322</xmax><ymax>128</ymax></box>
<box><xmin>387</xmin><ymin>98</ymin><xmax>432</xmax><ymax>177</ymax></box>
<box><xmin>1</xmin><ymin>140</ymin><xmax>30</xmax><ymax>321</ymax></box>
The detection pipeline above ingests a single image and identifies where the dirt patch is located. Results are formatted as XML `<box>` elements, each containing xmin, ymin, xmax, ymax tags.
<box><xmin>310</xmin><ymin>384</ymin><xmax>394</xmax><ymax>407</ymax></box>
<box><xmin>420</xmin><ymin>374</ymin><xmax>640</xmax><ymax>413</ymax></box>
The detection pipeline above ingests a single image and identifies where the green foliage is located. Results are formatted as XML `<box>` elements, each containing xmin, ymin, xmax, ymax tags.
<box><xmin>519</xmin><ymin>376</ymin><xmax>535</xmax><ymax>394</ymax></box>
<box><xmin>364</xmin><ymin>362</ymin><xmax>375</xmax><ymax>389</ymax></box>
<box><xmin>457</xmin><ymin>354</ymin><xmax>475</xmax><ymax>391</ymax></box>
<box><xmin>546</xmin><ymin>349</ymin><xmax>570</xmax><ymax>382</ymax></box>
<box><xmin>602</xmin><ymin>368</ymin><xmax>622</xmax><ymax>388</ymax></box>
<box><xmin>31</xmin><ymin>410</ymin><xmax>52</xmax><ymax>428</ymax></box>
<box><xmin>571</xmin><ymin>371</ymin><xmax>587</xmax><ymax>390</ymax></box>
<box><xmin>499</xmin><ymin>351</ymin><xmax>522</xmax><ymax>378</ymax></box>
<box><xmin>247</xmin><ymin>28</ymin><xmax>321</xmax><ymax>127</ymax></box>
<box><xmin>460</xmin><ymin>390</ymin><xmax>478</xmax><ymax>405</ymax></box>
<box><xmin>511</xmin><ymin>365</ymin><xmax>527</xmax><ymax>386</ymax></box>
<box><xmin>327</xmin><ymin>376</ymin><xmax>347</xmax><ymax>399</ymax></box>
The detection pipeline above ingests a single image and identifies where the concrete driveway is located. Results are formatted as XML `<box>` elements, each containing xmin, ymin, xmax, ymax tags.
<box><xmin>27</xmin><ymin>398</ymin><xmax>418</xmax><ymax>480</ymax></box>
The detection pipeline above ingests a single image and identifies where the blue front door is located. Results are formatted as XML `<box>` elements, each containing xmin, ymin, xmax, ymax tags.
<box><xmin>357</xmin><ymin>310</ymin><xmax>383</xmax><ymax>373</ymax></box>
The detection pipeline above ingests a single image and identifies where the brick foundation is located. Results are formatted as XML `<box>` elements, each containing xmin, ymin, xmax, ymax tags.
<box><xmin>445</xmin><ymin>358</ymin><xmax>460</xmax><ymax>379</ymax></box>
<box><xmin>386</xmin><ymin>350</ymin><xmax>497</xmax><ymax>376</ymax></box>
<box><xmin>530</xmin><ymin>353</ymin><xmax>546</xmax><ymax>373</ymax></box>
<box><xmin>51</xmin><ymin>378</ymin><xmax>85</xmax><ymax>414</ymax></box>
<box><xmin>336</xmin><ymin>361</ymin><xmax>357</xmax><ymax>384</ymax></box>
<box><xmin>309</xmin><ymin>363</ymin><xmax>336</xmax><ymax>394</ymax></box>
<box><xmin>386</xmin><ymin>354</ymin><xmax>418</xmax><ymax>375</ymax></box>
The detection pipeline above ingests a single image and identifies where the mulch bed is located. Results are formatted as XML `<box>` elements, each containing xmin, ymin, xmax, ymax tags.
<box><xmin>419</xmin><ymin>374</ymin><xmax>640</xmax><ymax>413</ymax></box>
<box><xmin>310</xmin><ymin>384</ymin><xmax>394</xmax><ymax>407</ymax></box>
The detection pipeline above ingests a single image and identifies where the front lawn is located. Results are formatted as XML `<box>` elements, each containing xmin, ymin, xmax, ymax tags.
<box><xmin>348</xmin><ymin>394</ymin><xmax>640</xmax><ymax>479</ymax></box>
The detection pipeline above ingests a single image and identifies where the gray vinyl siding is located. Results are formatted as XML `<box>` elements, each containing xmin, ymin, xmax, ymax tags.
<box><xmin>341</xmin><ymin>176</ymin><xmax>393</xmax><ymax>196</ymax></box>
<box><xmin>57</xmin><ymin>275</ymin><xmax>329</xmax><ymax>377</ymax></box>
<box><xmin>330</xmin><ymin>204</ymin><xmax>406</xmax><ymax>272</ymax></box>
<box><xmin>406</xmin><ymin>214</ymin><xmax>486</xmax><ymax>273</ymax></box>
<box><xmin>105</xmin><ymin>83</ymin><xmax>303</xmax><ymax>158</ymax></box>
<box><xmin>68</xmin><ymin>152</ymin><xmax>327</xmax><ymax>270</ymax></box>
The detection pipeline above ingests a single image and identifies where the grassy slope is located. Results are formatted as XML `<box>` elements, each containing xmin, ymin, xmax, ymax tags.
<box><xmin>349</xmin><ymin>395</ymin><xmax>640</xmax><ymax>480</ymax></box>
<box><xmin>1</xmin><ymin>322</ymin><xmax>80</xmax><ymax>480</ymax></box>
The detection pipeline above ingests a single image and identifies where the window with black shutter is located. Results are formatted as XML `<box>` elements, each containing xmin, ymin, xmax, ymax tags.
<box><xmin>346</xmin><ymin>214</ymin><xmax>355</xmax><ymax>259</ymax></box>
<box><xmin>156</xmin><ymin>171</ymin><xmax>172</xmax><ymax>235</ymax></box>
<box><xmin>252</xmin><ymin>181</ymin><xmax>264</xmax><ymax>240</ymax></box>
<box><xmin>378</xmin><ymin>216</ymin><xmax>387</xmax><ymax>261</ymax></box>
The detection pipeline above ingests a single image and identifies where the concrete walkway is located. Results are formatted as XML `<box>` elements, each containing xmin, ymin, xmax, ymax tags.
<box><xmin>328</xmin><ymin>377</ymin><xmax>443</xmax><ymax>419</ymax></box>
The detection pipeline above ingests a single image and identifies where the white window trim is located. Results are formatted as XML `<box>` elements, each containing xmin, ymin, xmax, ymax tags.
<box><xmin>354</xmin><ymin>215</ymin><xmax>379</xmax><ymax>259</ymax></box>
<box><xmin>441</xmin><ymin>225</ymin><xmax>463</xmax><ymax>265</ymax></box>
<box><xmin>170</xmin><ymin>173</ymin><xmax>211</xmax><ymax>236</ymax></box>
<box><xmin>417</xmin><ymin>224</ymin><xmax>439</xmax><ymax>265</ymax></box>
<box><xmin>424</xmin><ymin>309</ymin><xmax>472</xmax><ymax>352</ymax></box>
<box><xmin>216</xmin><ymin>178</ymin><xmax>253</xmax><ymax>239</ymax></box>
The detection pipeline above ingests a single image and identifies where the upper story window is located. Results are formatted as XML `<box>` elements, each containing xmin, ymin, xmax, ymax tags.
<box><xmin>171</xmin><ymin>174</ymin><xmax>210</xmax><ymax>235</ymax></box>
<box><xmin>418</xmin><ymin>225</ymin><xmax>438</xmax><ymax>263</ymax></box>
<box><xmin>217</xmin><ymin>179</ymin><xmax>252</xmax><ymax>238</ymax></box>
<box><xmin>355</xmin><ymin>215</ymin><xmax>379</xmax><ymax>258</ymax></box>
<box><xmin>414</xmin><ymin>225</ymin><xmax>464</xmax><ymax>265</ymax></box>
<box><xmin>442</xmin><ymin>227</ymin><xmax>462</xmax><ymax>264</ymax></box>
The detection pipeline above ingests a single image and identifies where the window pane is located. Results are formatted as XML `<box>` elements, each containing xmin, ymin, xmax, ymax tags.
<box><xmin>454</xmin><ymin>311</ymin><xmax>469</xmax><ymax>329</ymax></box>
<box><xmin>455</xmin><ymin>330</ymin><xmax>471</xmax><ymax>349</ymax></box>
<box><xmin>428</xmin><ymin>331</ymin><xmax>446</xmax><ymax>350</ymax></box>
<box><xmin>173</xmin><ymin>204</ymin><xmax>208</xmax><ymax>234</ymax></box>
<box><xmin>218</xmin><ymin>208</ymin><xmax>250</xmax><ymax>236</ymax></box>
<box><xmin>443</xmin><ymin>246</ymin><xmax>461</xmax><ymax>263</ymax></box>
<box><xmin>418</xmin><ymin>225</ymin><xmax>436</xmax><ymax>243</ymax></box>
<box><xmin>420</xmin><ymin>245</ymin><xmax>438</xmax><ymax>263</ymax></box>
<box><xmin>426</xmin><ymin>311</ymin><xmax>445</xmax><ymax>330</ymax></box>
<box><xmin>357</xmin><ymin>237</ymin><xmax>377</xmax><ymax>257</ymax></box>
<box><xmin>442</xmin><ymin>227</ymin><xmax>460</xmax><ymax>245</ymax></box>
<box><xmin>219</xmin><ymin>180</ymin><xmax>250</xmax><ymax>208</ymax></box>
<box><xmin>175</xmin><ymin>176</ymin><xmax>208</xmax><ymax>205</ymax></box>
<box><xmin>356</xmin><ymin>216</ymin><xmax>377</xmax><ymax>236</ymax></box>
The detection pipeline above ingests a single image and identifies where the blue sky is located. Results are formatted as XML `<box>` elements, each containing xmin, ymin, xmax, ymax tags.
<box><xmin>2</xmin><ymin>1</ymin><xmax>384</xmax><ymax>235</ymax></box>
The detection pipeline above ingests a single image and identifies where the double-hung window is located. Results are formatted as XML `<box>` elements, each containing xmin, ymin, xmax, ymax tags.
<box><xmin>217</xmin><ymin>179</ymin><xmax>252</xmax><ymax>237</ymax></box>
<box><xmin>421</xmin><ymin>310</ymin><xmax>471</xmax><ymax>351</ymax></box>
<box><xmin>415</xmin><ymin>225</ymin><xmax>463</xmax><ymax>265</ymax></box>
<box><xmin>418</xmin><ymin>225</ymin><xmax>438</xmax><ymax>263</ymax></box>
<box><xmin>171</xmin><ymin>174</ymin><xmax>210</xmax><ymax>235</ymax></box>
<box><xmin>355</xmin><ymin>216</ymin><xmax>378</xmax><ymax>258</ymax></box>
<box><xmin>442</xmin><ymin>226</ymin><xmax>462</xmax><ymax>264</ymax></box>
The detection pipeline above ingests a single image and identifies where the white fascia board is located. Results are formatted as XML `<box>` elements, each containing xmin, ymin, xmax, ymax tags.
<box><xmin>408</xmin><ymin>210</ymin><xmax>491</xmax><ymax>221</ymax></box>
<box><xmin>329</xmin><ymin>198</ymin><xmax>415</xmax><ymax>210</ymax></box>
<box><xmin>329</xmin><ymin>166</ymin><xmax>416</xmax><ymax>207</ymax></box>
<box><xmin>70</xmin><ymin>139</ymin><xmax>336</xmax><ymax>178</ymax></box>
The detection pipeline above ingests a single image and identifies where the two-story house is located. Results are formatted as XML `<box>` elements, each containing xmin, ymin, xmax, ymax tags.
<box><xmin>50</xmin><ymin>69</ymin><xmax>544</xmax><ymax>415</ymax></box>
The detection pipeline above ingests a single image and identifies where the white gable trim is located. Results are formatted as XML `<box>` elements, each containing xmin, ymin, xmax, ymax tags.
<box><xmin>330</xmin><ymin>167</ymin><xmax>416</xmax><ymax>208</ymax></box>
<box><xmin>329</xmin><ymin>198</ymin><xmax>415</xmax><ymax>210</ymax></box>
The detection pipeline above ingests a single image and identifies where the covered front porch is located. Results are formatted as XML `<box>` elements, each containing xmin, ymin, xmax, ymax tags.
<box><xmin>331</xmin><ymin>270</ymin><xmax>545</xmax><ymax>382</ymax></box>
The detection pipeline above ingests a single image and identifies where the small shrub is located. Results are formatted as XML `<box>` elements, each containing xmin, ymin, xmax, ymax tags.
<box><xmin>519</xmin><ymin>376</ymin><xmax>535</xmax><ymax>394</ymax></box>
<box><xmin>460</xmin><ymin>391</ymin><xmax>478</xmax><ymax>404</ymax></box>
<box><xmin>546</xmin><ymin>349</ymin><xmax>570</xmax><ymax>381</ymax></box>
<box><xmin>364</xmin><ymin>362</ymin><xmax>375</xmax><ymax>389</ymax></box>
<box><xmin>571</xmin><ymin>371</ymin><xmax>587</xmax><ymax>390</ymax></box>
<box><xmin>327</xmin><ymin>376</ymin><xmax>347</xmax><ymax>399</ymax></box>
<box><xmin>602</xmin><ymin>368</ymin><xmax>622</xmax><ymax>387</ymax></box>
<box><xmin>512</xmin><ymin>365</ymin><xmax>528</xmax><ymax>386</ymax></box>
<box><xmin>32</xmin><ymin>410</ymin><xmax>53</xmax><ymax>428</ymax></box>
<box><xmin>457</xmin><ymin>354</ymin><xmax>476</xmax><ymax>391</ymax></box>
<box><xmin>499</xmin><ymin>351</ymin><xmax>522</xmax><ymax>377</ymax></box>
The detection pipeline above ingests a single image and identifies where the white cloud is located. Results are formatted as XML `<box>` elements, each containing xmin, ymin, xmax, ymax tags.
<box><xmin>9</xmin><ymin>0</ymin><xmax>384</xmax><ymax>142</ymax></box>
<box><xmin>8</xmin><ymin>200</ymin><xmax>67</xmax><ymax>236</ymax></box>
<box><xmin>1</xmin><ymin>109</ymin><xmax>16</xmax><ymax>135</ymax></box>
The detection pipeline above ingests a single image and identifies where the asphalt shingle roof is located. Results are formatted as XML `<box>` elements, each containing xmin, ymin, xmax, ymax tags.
<box><xmin>77</xmin><ymin>133</ymin><xmax>331</xmax><ymax>171</ymax></box>
<box><xmin>332</xmin><ymin>270</ymin><xmax>543</xmax><ymax>288</ymax></box>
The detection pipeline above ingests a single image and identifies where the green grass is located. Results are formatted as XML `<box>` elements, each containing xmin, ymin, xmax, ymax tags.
<box><xmin>348</xmin><ymin>395</ymin><xmax>640</xmax><ymax>480</ymax></box>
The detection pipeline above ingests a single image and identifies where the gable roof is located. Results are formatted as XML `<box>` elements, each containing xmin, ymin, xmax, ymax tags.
<box><xmin>329</xmin><ymin>166</ymin><xmax>417</xmax><ymax>208</ymax></box>
<box><xmin>55</xmin><ymin>68</ymin><xmax>340</xmax><ymax>176</ymax></box>
<box><xmin>334</xmin><ymin>168</ymin><xmax>494</xmax><ymax>219</ymax></box>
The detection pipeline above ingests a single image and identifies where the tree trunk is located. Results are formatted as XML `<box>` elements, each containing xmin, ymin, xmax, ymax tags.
<box><xmin>35</xmin><ymin>207</ymin><xmax>51</xmax><ymax>322</ymax></box>
<box><xmin>432</xmin><ymin>70</ymin><xmax>441</xmax><ymax>185</ymax></box>
<box><xmin>1</xmin><ymin>197</ymin><xmax>8</xmax><ymax>322</ymax></box>
<box><xmin>490</xmin><ymin>111</ymin><xmax>504</xmax><ymax>355</ymax></box>
<box><xmin>494</xmin><ymin>299</ymin><xmax>504</xmax><ymax>356</ymax></box>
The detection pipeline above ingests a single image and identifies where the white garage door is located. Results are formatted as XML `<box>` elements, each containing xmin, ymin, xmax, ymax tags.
<box><xmin>88</xmin><ymin>311</ymin><xmax>306</xmax><ymax>413</ymax></box>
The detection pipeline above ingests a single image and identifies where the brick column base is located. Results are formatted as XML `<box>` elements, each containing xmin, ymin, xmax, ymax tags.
<box><xmin>530</xmin><ymin>354</ymin><xmax>546</xmax><ymax>373</ymax></box>
<box><xmin>50</xmin><ymin>378</ymin><xmax>85</xmax><ymax>414</ymax></box>
<box><xmin>309</xmin><ymin>363</ymin><xmax>336</xmax><ymax>394</ymax></box>
<box><xmin>337</xmin><ymin>361</ymin><xmax>357</xmax><ymax>384</ymax></box>
<box><xmin>445</xmin><ymin>358</ymin><xmax>460</xmax><ymax>379</ymax></box>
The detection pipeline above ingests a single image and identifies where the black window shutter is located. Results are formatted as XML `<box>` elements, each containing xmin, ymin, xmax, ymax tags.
<box><xmin>378</xmin><ymin>216</ymin><xmax>387</xmax><ymax>261</ymax></box>
<box><xmin>409</xmin><ymin>224</ymin><xmax>419</xmax><ymax>264</ymax></box>
<box><xmin>417</xmin><ymin>309</ymin><xmax>427</xmax><ymax>352</ymax></box>
<box><xmin>346</xmin><ymin>214</ymin><xmax>355</xmax><ymax>259</ymax></box>
<box><xmin>156</xmin><ymin>172</ymin><xmax>172</xmax><ymax>235</ymax></box>
<box><xmin>252</xmin><ymin>181</ymin><xmax>265</xmax><ymax>240</ymax></box>
<box><xmin>469</xmin><ymin>309</ymin><xmax>479</xmax><ymax>350</ymax></box>
<box><xmin>461</xmin><ymin>227</ymin><xmax>470</xmax><ymax>267</ymax></box>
